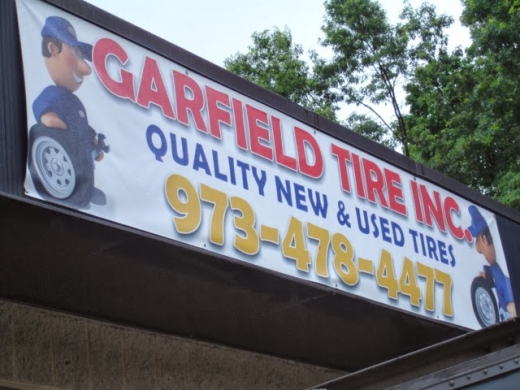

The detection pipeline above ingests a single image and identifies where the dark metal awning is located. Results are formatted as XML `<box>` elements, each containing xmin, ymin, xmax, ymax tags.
<box><xmin>313</xmin><ymin>316</ymin><xmax>520</xmax><ymax>389</ymax></box>
<box><xmin>0</xmin><ymin>193</ymin><xmax>465</xmax><ymax>371</ymax></box>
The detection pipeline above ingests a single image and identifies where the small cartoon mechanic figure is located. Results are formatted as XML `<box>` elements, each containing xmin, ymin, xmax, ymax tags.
<box><xmin>468</xmin><ymin>205</ymin><xmax>517</xmax><ymax>318</ymax></box>
<box><xmin>33</xmin><ymin>16</ymin><xmax>107</xmax><ymax>205</ymax></box>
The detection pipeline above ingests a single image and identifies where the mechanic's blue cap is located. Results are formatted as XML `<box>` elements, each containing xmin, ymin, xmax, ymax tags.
<box><xmin>41</xmin><ymin>16</ymin><xmax>92</xmax><ymax>61</ymax></box>
<box><xmin>468</xmin><ymin>205</ymin><xmax>488</xmax><ymax>238</ymax></box>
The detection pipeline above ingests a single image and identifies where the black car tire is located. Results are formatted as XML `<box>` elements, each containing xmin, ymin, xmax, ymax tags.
<box><xmin>471</xmin><ymin>276</ymin><xmax>499</xmax><ymax>328</ymax></box>
<box><xmin>28</xmin><ymin>124</ymin><xmax>94</xmax><ymax>208</ymax></box>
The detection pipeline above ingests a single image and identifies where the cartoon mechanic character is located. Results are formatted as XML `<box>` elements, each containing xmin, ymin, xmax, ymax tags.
<box><xmin>28</xmin><ymin>16</ymin><xmax>109</xmax><ymax>208</ymax></box>
<box><xmin>468</xmin><ymin>205</ymin><xmax>516</xmax><ymax>326</ymax></box>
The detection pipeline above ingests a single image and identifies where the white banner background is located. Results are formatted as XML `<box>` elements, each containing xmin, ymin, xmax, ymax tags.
<box><xmin>16</xmin><ymin>0</ymin><xmax>514</xmax><ymax>330</ymax></box>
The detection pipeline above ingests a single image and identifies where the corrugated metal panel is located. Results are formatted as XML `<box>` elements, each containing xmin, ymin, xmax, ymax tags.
<box><xmin>0</xmin><ymin>0</ymin><xmax>26</xmax><ymax>197</ymax></box>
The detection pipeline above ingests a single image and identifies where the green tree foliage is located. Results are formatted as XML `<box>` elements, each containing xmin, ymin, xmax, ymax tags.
<box><xmin>401</xmin><ymin>0</ymin><xmax>520</xmax><ymax>209</ymax></box>
<box><xmin>457</xmin><ymin>0</ymin><xmax>520</xmax><ymax>208</ymax></box>
<box><xmin>224</xmin><ymin>0</ymin><xmax>520</xmax><ymax>210</ymax></box>
<box><xmin>462</xmin><ymin>0</ymin><xmax>520</xmax><ymax>72</ymax></box>
<box><xmin>224</xmin><ymin>27</ymin><xmax>337</xmax><ymax>120</ymax></box>
<box><xmin>317</xmin><ymin>0</ymin><xmax>453</xmax><ymax>156</ymax></box>
<box><xmin>406</xmin><ymin>47</ymin><xmax>520</xmax><ymax>208</ymax></box>
<box><xmin>345</xmin><ymin>113</ymin><xmax>397</xmax><ymax>149</ymax></box>
<box><xmin>405</xmin><ymin>49</ymin><xmax>481</xmax><ymax>187</ymax></box>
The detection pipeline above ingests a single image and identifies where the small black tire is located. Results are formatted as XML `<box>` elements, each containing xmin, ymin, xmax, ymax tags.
<box><xmin>28</xmin><ymin>124</ymin><xmax>94</xmax><ymax>208</ymax></box>
<box><xmin>471</xmin><ymin>276</ymin><xmax>499</xmax><ymax>328</ymax></box>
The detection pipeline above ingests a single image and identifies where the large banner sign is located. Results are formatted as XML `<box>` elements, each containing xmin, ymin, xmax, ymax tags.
<box><xmin>16</xmin><ymin>0</ymin><xmax>516</xmax><ymax>329</ymax></box>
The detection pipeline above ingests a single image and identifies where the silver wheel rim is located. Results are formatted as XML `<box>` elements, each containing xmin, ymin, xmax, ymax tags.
<box><xmin>475</xmin><ymin>286</ymin><xmax>497</xmax><ymax>326</ymax></box>
<box><xmin>32</xmin><ymin>136</ymin><xmax>76</xmax><ymax>199</ymax></box>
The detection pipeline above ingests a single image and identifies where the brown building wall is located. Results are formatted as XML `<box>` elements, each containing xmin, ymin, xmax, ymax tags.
<box><xmin>0</xmin><ymin>299</ymin><xmax>344</xmax><ymax>390</ymax></box>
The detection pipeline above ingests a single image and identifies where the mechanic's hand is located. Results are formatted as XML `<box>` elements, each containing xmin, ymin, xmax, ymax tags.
<box><xmin>507</xmin><ymin>302</ymin><xmax>517</xmax><ymax>318</ymax></box>
<box><xmin>41</xmin><ymin>112</ymin><xmax>66</xmax><ymax>129</ymax></box>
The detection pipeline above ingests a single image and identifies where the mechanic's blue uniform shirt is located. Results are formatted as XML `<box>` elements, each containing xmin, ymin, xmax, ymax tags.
<box><xmin>490</xmin><ymin>262</ymin><xmax>514</xmax><ymax>311</ymax></box>
<box><xmin>33</xmin><ymin>85</ymin><xmax>96</xmax><ymax>161</ymax></box>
